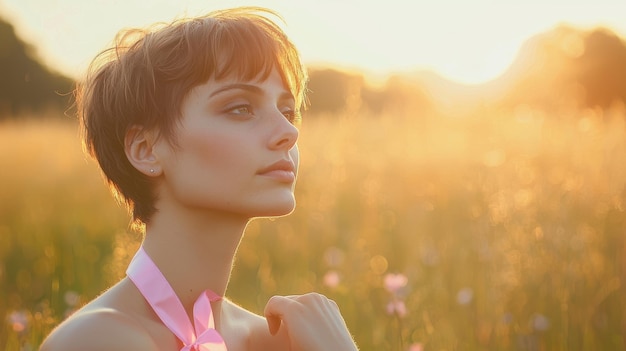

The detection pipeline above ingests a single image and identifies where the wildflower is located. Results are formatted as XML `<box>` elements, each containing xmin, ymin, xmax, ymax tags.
<box><xmin>456</xmin><ymin>287</ymin><xmax>474</xmax><ymax>305</ymax></box>
<box><xmin>323</xmin><ymin>270</ymin><xmax>341</xmax><ymax>288</ymax></box>
<box><xmin>386</xmin><ymin>299</ymin><xmax>407</xmax><ymax>318</ymax></box>
<box><xmin>532</xmin><ymin>313</ymin><xmax>550</xmax><ymax>331</ymax></box>
<box><xmin>384</xmin><ymin>273</ymin><xmax>408</xmax><ymax>294</ymax></box>
<box><xmin>8</xmin><ymin>310</ymin><xmax>29</xmax><ymax>333</ymax></box>
<box><xmin>64</xmin><ymin>290</ymin><xmax>80</xmax><ymax>307</ymax></box>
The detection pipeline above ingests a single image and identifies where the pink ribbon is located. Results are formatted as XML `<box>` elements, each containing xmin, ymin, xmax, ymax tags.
<box><xmin>127</xmin><ymin>247</ymin><xmax>227</xmax><ymax>351</ymax></box>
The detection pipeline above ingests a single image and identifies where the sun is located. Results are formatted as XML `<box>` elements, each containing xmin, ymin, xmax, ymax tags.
<box><xmin>2</xmin><ymin>0</ymin><xmax>626</xmax><ymax>85</ymax></box>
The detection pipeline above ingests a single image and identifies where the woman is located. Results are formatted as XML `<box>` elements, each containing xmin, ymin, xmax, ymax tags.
<box><xmin>41</xmin><ymin>7</ymin><xmax>358</xmax><ymax>351</ymax></box>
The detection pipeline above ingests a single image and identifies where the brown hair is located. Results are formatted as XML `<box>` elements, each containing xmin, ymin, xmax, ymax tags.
<box><xmin>76</xmin><ymin>7</ymin><xmax>308</xmax><ymax>227</ymax></box>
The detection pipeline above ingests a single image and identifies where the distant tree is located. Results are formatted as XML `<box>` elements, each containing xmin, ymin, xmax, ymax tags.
<box><xmin>493</xmin><ymin>25</ymin><xmax>626</xmax><ymax>111</ymax></box>
<box><xmin>0</xmin><ymin>17</ymin><xmax>73</xmax><ymax>117</ymax></box>
<box><xmin>306</xmin><ymin>68</ymin><xmax>432</xmax><ymax>116</ymax></box>
<box><xmin>306</xmin><ymin>69</ymin><xmax>364</xmax><ymax>114</ymax></box>
<box><xmin>575</xmin><ymin>28</ymin><xmax>626</xmax><ymax>108</ymax></box>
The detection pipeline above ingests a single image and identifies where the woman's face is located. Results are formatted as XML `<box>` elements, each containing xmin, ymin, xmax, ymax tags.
<box><xmin>152</xmin><ymin>68</ymin><xmax>300</xmax><ymax>219</ymax></box>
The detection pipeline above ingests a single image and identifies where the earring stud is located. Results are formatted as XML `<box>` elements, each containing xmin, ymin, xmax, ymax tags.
<box><xmin>150</xmin><ymin>169</ymin><xmax>154</xmax><ymax>173</ymax></box>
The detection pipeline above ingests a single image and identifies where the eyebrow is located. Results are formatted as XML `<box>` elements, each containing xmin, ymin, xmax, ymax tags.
<box><xmin>209</xmin><ymin>83</ymin><xmax>294</xmax><ymax>100</ymax></box>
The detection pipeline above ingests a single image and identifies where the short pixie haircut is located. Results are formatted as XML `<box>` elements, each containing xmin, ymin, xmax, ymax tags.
<box><xmin>77</xmin><ymin>7</ymin><xmax>308</xmax><ymax>227</ymax></box>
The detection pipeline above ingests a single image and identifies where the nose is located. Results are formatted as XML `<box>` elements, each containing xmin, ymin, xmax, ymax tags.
<box><xmin>268</xmin><ymin>113</ymin><xmax>299</xmax><ymax>150</ymax></box>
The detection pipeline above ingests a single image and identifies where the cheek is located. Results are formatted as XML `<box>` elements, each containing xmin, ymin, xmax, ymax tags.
<box><xmin>165</xmin><ymin>131</ymin><xmax>248</xmax><ymax>203</ymax></box>
<box><xmin>162</xmin><ymin>126</ymin><xmax>238</xmax><ymax>182</ymax></box>
<box><xmin>187</xmin><ymin>130</ymin><xmax>221</xmax><ymax>159</ymax></box>
<box><xmin>184</xmin><ymin>131</ymin><xmax>241</xmax><ymax>173</ymax></box>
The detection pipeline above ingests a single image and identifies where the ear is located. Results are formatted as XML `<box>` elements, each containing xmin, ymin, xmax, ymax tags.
<box><xmin>125</xmin><ymin>125</ymin><xmax>161</xmax><ymax>176</ymax></box>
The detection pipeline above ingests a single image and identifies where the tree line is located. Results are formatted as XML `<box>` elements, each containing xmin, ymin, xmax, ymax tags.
<box><xmin>1</xmin><ymin>15</ymin><xmax>625</xmax><ymax>120</ymax></box>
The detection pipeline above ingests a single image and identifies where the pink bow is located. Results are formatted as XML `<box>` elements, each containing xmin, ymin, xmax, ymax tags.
<box><xmin>127</xmin><ymin>247</ymin><xmax>228</xmax><ymax>351</ymax></box>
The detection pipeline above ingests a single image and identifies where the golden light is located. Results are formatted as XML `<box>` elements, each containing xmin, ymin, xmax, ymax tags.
<box><xmin>1</xmin><ymin>0</ymin><xmax>625</xmax><ymax>84</ymax></box>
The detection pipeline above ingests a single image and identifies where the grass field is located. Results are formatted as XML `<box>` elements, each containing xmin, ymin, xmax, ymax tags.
<box><xmin>1</xmin><ymin>104</ymin><xmax>625</xmax><ymax>350</ymax></box>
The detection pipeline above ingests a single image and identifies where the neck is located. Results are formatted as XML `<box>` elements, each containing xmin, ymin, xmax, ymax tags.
<box><xmin>141</xmin><ymin>205</ymin><xmax>249</xmax><ymax>321</ymax></box>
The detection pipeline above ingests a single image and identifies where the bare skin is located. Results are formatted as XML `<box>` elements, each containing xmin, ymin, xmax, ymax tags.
<box><xmin>40</xmin><ymin>70</ymin><xmax>358</xmax><ymax>351</ymax></box>
<box><xmin>40</xmin><ymin>278</ymin><xmax>291</xmax><ymax>350</ymax></box>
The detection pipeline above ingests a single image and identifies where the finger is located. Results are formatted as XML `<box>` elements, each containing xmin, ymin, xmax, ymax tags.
<box><xmin>264</xmin><ymin>296</ymin><xmax>295</xmax><ymax>335</ymax></box>
<box><xmin>328</xmin><ymin>298</ymin><xmax>339</xmax><ymax>310</ymax></box>
<box><xmin>266</xmin><ymin>315</ymin><xmax>281</xmax><ymax>335</ymax></box>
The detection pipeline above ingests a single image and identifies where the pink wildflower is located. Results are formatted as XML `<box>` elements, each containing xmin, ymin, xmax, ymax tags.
<box><xmin>8</xmin><ymin>310</ymin><xmax>29</xmax><ymax>333</ymax></box>
<box><xmin>386</xmin><ymin>299</ymin><xmax>407</xmax><ymax>318</ymax></box>
<box><xmin>384</xmin><ymin>273</ymin><xmax>408</xmax><ymax>294</ymax></box>
<box><xmin>323</xmin><ymin>270</ymin><xmax>341</xmax><ymax>288</ymax></box>
<box><xmin>64</xmin><ymin>290</ymin><xmax>80</xmax><ymax>307</ymax></box>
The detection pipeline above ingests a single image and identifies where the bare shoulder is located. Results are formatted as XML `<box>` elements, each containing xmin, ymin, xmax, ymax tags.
<box><xmin>40</xmin><ymin>307</ymin><xmax>158</xmax><ymax>351</ymax></box>
<box><xmin>40</xmin><ymin>279</ymin><xmax>161</xmax><ymax>351</ymax></box>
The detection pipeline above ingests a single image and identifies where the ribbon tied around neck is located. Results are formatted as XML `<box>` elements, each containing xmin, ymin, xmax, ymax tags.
<box><xmin>127</xmin><ymin>247</ymin><xmax>227</xmax><ymax>351</ymax></box>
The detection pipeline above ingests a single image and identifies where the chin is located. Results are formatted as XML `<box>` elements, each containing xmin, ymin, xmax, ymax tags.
<box><xmin>253</xmin><ymin>198</ymin><xmax>296</xmax><ymax>218</ymax></box>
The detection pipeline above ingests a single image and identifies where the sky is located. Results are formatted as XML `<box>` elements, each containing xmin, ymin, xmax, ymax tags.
<box><xmin>1</xmin><ymin>0</ymin><xmax>625</xmax><ymax>84</ymax></box>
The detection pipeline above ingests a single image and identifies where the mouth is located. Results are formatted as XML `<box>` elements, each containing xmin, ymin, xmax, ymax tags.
<box><xmin>258</xmin><ymin>159</ymin><xmax>296</xmax><ymax>182</ymax></box>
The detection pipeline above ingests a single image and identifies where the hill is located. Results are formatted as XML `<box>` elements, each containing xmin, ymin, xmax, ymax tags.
<box><xmin>336</xmin><ymin>24</ymin><xmax>626</xmax><ymax>116</ymax></box>
<box><xmin>490</xmin><ymin>25</ymin><xmax>626</xmax><ymax>110</ymax></box>
<box><xmin>411</xmin><ymin>25</ymin><xmax>626</xmax><ymax>113</ymax></box>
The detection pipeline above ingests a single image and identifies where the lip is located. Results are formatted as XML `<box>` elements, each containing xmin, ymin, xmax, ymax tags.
<box><xmin>258</xmin><ymin>159</ymin><xmax>296</xmax><ymax>182</ymax></box>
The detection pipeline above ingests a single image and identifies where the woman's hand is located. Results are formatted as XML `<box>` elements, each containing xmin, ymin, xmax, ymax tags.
<box><xmin>264</xmin><ymin>293</ymin><xmax>358</xmax><ymax>351</ymax></box>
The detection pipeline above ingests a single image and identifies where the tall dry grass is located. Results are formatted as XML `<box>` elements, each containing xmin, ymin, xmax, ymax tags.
<box><xmin>1</xmin><ymin>104</ymin><xmax>625</xmax><ymax>350</ymax></box>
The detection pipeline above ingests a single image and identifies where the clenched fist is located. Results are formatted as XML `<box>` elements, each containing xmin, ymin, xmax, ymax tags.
<box><xmin>264</xmin><ymin>293</ymin><xmax>358</xmax><ymax>351</ymax></box>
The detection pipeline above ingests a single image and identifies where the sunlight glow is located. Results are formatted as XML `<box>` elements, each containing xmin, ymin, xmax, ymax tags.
<box><xmin>1</xmin><ymin>0</ymin><xmax>625</xmax><ymax>84</ymax></box>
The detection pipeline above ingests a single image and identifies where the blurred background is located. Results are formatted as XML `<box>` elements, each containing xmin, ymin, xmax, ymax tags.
<box><xmin>1</xmin><ymin>1</ymin><xmax>626</xmax><ymax>350</ymax></box>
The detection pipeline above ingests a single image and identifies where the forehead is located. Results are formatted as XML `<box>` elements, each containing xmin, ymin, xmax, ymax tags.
<box><xmin>188</xmin><ymin>67</ymin><xmax>294</xmax><ymax>103</ymax></box>
<box><xmin>210</xmin><ymin>48</ymin><xmax>295</xmax><ymax>96</ymax></box>
<box><xmin>194</xmin><ymin>22</ymin><xmax>302</xmax><ymax>103</ymax></box>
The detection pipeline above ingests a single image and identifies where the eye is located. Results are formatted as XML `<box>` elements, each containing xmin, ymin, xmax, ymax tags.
<box><xmin>226</xmin><ymin>104</ymin><xmax>254</xmax><ymax>116</ymax></box>
<box><xmin>281</xmin><ymin>108</ymin><xmax>301</xmax><ymax>124</ymax></box>
<box><xmin>281</xmin><ymin>108</ymin><xmax>294</xmax><ymax>120</ymax></box>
